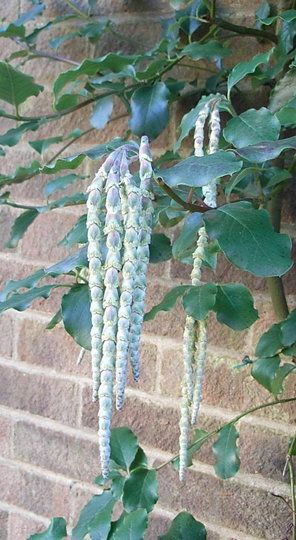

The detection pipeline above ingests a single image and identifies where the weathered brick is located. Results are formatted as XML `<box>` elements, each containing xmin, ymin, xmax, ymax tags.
<box><xmin>0</xmin><ymin>462</ymin><xmax>71</xmax><ymax>519</ymax></box>
<box><xmin>69</xmin><ymin>485</ymin><xmax>99</xmax><ymax>528</ymax></box>
<box><xmin>8</xmin><ymin>513</ymin><xmax>47</xmax><ymax>539</ymax></box>
<box><xmin>0</xmin><ymin>415</ymin><xmax>13</xmax><ymax>459</ymax></box>
<box><xmin>14</xmin><ymin>420</ymin><xmax>100</xmax><ymax>482</ymax></box>
<box><xmin>82</xmin><ymin>385</ymin><xmax>180</xmax><ymax>454</ymax></box>
<box><xmin>19</xmin><ymin>211</ymin><xmax>78</xmax><ymax>263</ymax></box>
<box><xmin>146</xmin><ymin>513</ymin><xmax>171</xmax><ymax>540</ymax></box>
<box><xmin>0</xmin><ymin>315</ymin><xmax>13</xmax><ymax>359</ymax></box>
<box><xmin>16</xmin><ymin>319</ymin><xmax>88</xmax><ymax>377</ymax></box>
<box><xmin>157</xmin><ymin>465</ymin><xmax>291</xmax><ymax>539</ymax></box>
<box><xmin>0</xmin><ymin>363</ymin><xmax>80</xmax><ymax>426</ymax></box>
<box><xmin>0</xmin><ymin>510</ymin><xmax>8</xmax><ymax>540</ymax></box>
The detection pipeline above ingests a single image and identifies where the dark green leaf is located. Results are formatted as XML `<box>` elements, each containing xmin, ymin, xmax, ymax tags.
<box><xmin>227</xmin><ymin>49</ymin><xmax>273</xmax><ymax>97</ymax></box>
<box><xmin>281</xmin><ymin>309</ymin><xmax>296</xmax><ymax>347</ymax></box>
<box><xmin>0</xmin><ymin>23</ymin><xmax>25</xmax><ymax>39</ymax></box>
<box><xmin>156</xmin><ymin>152</ymin><xmax>242</xmax><ymax>188</ymax></box>
<box><xmin>183</xmin><ymin>284</ymin><xmax>217</xmax><ymax>320</ymax></box>
<box><xmin>172</xmin><ymin>213</ymin><xmax>203</xmax><ymax>260</ymax></box>
<box><xmin>144</xmin><ymin>285</ymin><xmax>189</xmax><ymax>322</ymax></box>
<box><xmin>255</xmin><ymin>323</ymin><xmax>283</xmax><ymax>357</ymax></box>
<box><xmin>111</xmin><ymin>509</ymin><xmax>148</xmax><ymax>540</ymax></box>
<box><xmin>0</xmin><ymin>62</ymin><xmax>43</xmax><ymax>107</ymax></box>
<box><xmin>251</xmin><ymin>355</ymin><xmax>281</xmax><ymax>393</ymax></box>
<box><xmin>59</xmin><ymin>215</ymin><xmax>87</xmax><ymax>247</ymax></box>
<box><xmin>0</xmin><ymin>269</ymin><xmax>45</xmax><ymax>302</ymax></box>
<box><xmin>6</xmin><ymin>208</ymin><xmax>39</xmax><ymax>248</ymax></box>
<box><xmin>61</xmin><ymin>284</ymin><xmax>91</xmax><ymax>350</ymax></box>
<box><xmin>223</xmin><ymin>108</ymin><xmax>281</xmax><ymax>149</ymax></box>
<box><xmin>183</xmin><ymin>40</ymin><xmax>231</xmax><ymax>60</ymax></box>
<box><xmin>159</xmin><ymin>511</ymin><xmax>206</xmax><ymax>540</ymax></box>
<box><xmin>214</xmin><ymin>284</ymin><xmax>258</xmax><ymax>330</ymax></box>
<box><xmin>236</xmin><ymin>135</ymin><xmax>296</xmax><ymax>162</ymax></box>
<box><xmin>204</xmin><ymin>202</ymin><xmax>292</xmax><ymax>277</ymax></box>
<box><xmin>130</xmin><ymin>448</ymin><xmax>148</xmax><ymax>471</ymax></box>
<box><xmin>123</xmin><ymin>468</ymin><xmax>158</xmax><ymax>513</ymax></box>
<box><xmin>44</xmin><ymin>174</ymin><xmax>83</xmax><ymax>198</ymax></box>
<box><xmin>48</xmin><ymin>192</ymin><xmax>86</xmax><ymax>209</ymax></box>
<box><xmin>72</xmin><ymin>492</ymin><xmax>115</xmax><ymax>540</ymax></box>
<box><xmin>212</xmin><ymin>424</ymin><xmax>240</xmax><ymax>479</ymax></box>
<box><xmin>28</xmin><ymin>517</ymin><xmax>67</xmax><ymax>540</ymax></box>
<box><xmin>54</xmin><ymin>53</ymin><xmax>138</xmax><ymax>97</ymax></box>
<box><xmin>110</xmin><ymin>427</ymin><xmax>139</xmax><ymax>471</ymax></box>
<box><xmin>276</xmin><ymin>96</ymin><xmax>296</xmax><ymax>127</ymax></box>
<box><xmin>29</xmin><ymin>136</ymin><xmax>63</xmax><ymax>155</ymax></box>
<box><xmin>0</xmin><ymin>285</ymin><xmax>55</xmax><ymax>313</ymax></box>
<box><xmin>90</xmin><ymin>96</ymin><xmax>113</xmax><ymax>129</ymax></box>
<box><xmin>0</xmin><ymin>121</ymin><xmax>41</xmax><ymax>147</ymax></box>
<box><xmin>149</xmin><ymin>233</ymin><xmax>172</xmax><ymax>263</ymax></box>
<box><xmin>130</xmin><ymin>82</ymin><xmax>169</xmax><ymax>139</ymax></box>
<box><xmin>46</xmin><ymin>247</ymin><xmax>88</xmax><ymax>277</ymax></box>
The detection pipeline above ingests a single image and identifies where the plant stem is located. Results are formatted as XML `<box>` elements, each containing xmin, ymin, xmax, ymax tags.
<box><xmin>28</xmin><ymin>50</ymin><xmax>80</xmax><ymax>66</ymax></box>
<box><xmin>154</xmin><ymin>175</ymin><xmax>211</xmax><ymax>213</ymax></box>
<box><xmin>267</xmin><ymin>189</ymin><xmax>289</xmax><ymax>321</ymax></box>
<box><xmin>216</xmin><ymin>19</ymin><xmax>278</xmax><ymax>44</ymax></box>
<box><xmin>156</xmin><ymin>396</ymin><xmax>296</xmax><ymax>471</ymax></box>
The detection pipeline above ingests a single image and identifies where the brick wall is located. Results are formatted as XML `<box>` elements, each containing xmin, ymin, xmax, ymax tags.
<box><xmin>0</xmin><ymin>1</ymin><xmax>295</xmax><ymax>539</ymax></box>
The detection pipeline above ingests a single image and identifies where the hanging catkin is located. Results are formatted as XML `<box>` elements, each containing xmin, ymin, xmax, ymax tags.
<box><xmin>99</xmin><ymin>156</ymin><xmax>124</xmax><ymax>478</ymax></box>
<box><xmin>179</xmin><ymin>102</ymin><xmax>210</xmax><ymax>481</ymax></box>
<box><xmin>86</xmin><ymin>139</ymin><xmax>154</xmax><ymax>478</ymax></box>
<box><xmin>129</xmin><ymin>136</ymin><xmax>154</xmax><ymax>381</ymax></box>
<box><xmin>87</xmin><ymin>152</ymin><xmax>115</xmax><ymax>402</ymax></box>
<box><xmin>191</xmin><ymin>103</ymin><xmax>220</xmax><ymax>426</ymax></box>
<box><xmin>115</xmin><ymin>151</ymin><xmax>141</xmax><ymax>410</ymax></box>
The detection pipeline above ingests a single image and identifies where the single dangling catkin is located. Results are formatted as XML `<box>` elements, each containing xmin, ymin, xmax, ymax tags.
<box><xmin>87</xmin><ymin>153</ymin><xmax>116</xmax><ymax>402</ymax></box>
<box><xmin>99</xmin><ymin>156</ymin><xmax>124</xmax><ymax>478</ymax></box>
<box><xmin>191</xmin><ymin>103</ymin><xmax>220</xmax><ymax>426</ymax></box>
<box><xmin>115</xmin><ymin>151</ymin><xmax>142</xmax><ymax>410</ymax></box>
<box><xmin>129</xmin><ymin>136</ymin><xmax>154</xmax><ymax>382</ymax></box>
<box><xmin>179</xmin><ymin>102</ymin><xmax>210</xmax><ymax>481</ymax></box>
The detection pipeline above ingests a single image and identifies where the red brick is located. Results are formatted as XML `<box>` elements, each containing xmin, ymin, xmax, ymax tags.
<box><xmin>0</xmin><ymin>363</ymin><xmax>79</xmax><ymax>426</ymax></box>
<box><xmin>0</xmin><ymin>416</ymin><xmax>13</xmax><ymax>459</ymax></box>
<box><xmin>82</xmin><ymin>385</ymin><xmax>180</xmax><ymax>454</ymax></box>
<box><xmin>19</xmin><ymin>211</ymin><xmax>78</xmax><ymax>263</ymax></box>
<box><xmin>13</xmin><ymin>420</ymin><xmax>100</xmax><ymax>482</ymax></box>
<box><xmin>157</xmin><ymin>465</ymin><xmax>291</xmax><ymax>539</ymax></box>
<box><xmin>16</xmin><ymin>319</ymin><xmax>88</xmax><ymax>377</ymax></box>
<box><xmin>0</xmin><ymin>510</ymin><xmax>8</xmax><ymax>540</ymax></box>
<box><xmin>8</xmin><ymin>514</ymin><xmax>47</xmax><ymax>539</ymax></box>
<box><xmin>0</xmin><ymin>462</ymin><xmax>70</xmax><ymax>519</ymax></box>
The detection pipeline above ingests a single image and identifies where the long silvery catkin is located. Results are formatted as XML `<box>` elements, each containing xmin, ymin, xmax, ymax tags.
<box><xmin>115</xmin><ymin>152</ymin><xmax>142</xmax><ymax>410</ymax></box>
<box><xmin>191</xmin><ymin>103</ymin><xmax>220</xmax><ymax>426</ymax></box>
<box><xmin>98</xmin><ymin>156</ymin><xmax>123</xmax><ymax>478</ymax></box>
<box><xmin>87</xmin><ymin>156</ymin><xmax>114</xmax><ymax>402</ymax></box>
<box><xmin>179</xmin><ymin>103</ymin><xmax>210</xmax><ymax>481</ymax></box>
<box><xmin>129</xmin><ymin>136</ymin><xmax>154</xmax><ymax>382</ymax></box>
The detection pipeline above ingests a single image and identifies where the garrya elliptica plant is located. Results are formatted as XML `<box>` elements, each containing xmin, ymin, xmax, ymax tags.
<box><xmin>0</xmin><ymin>0</ymin><xmax>295</xmax><ymax>538</ymax></box>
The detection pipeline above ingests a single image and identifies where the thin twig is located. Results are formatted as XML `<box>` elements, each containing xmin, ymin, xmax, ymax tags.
<box><xmin>64</xmin><ymin>0</ymin><xmax>90</xmax><ymax>19</ymax></box>
<box><xmin>154</xmin><ymin>175</ymin><xmax>211</xmax><ymax>213</ymax></box>
<box><xmin>156</xmin><ymin>396</ymin><xmax>296</xmax><ymax>471</ymax></box>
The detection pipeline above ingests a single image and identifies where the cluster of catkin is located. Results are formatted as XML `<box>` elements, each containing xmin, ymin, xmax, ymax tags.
<box><xmin>179</xmin><ymin>100</ymin><xmax>221</xmax><ymax>481</ymax></box>
<box><xmin>86</xmin><ymin>136</ymin><xmax>154</xmax><ymax>478</ymax></box>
